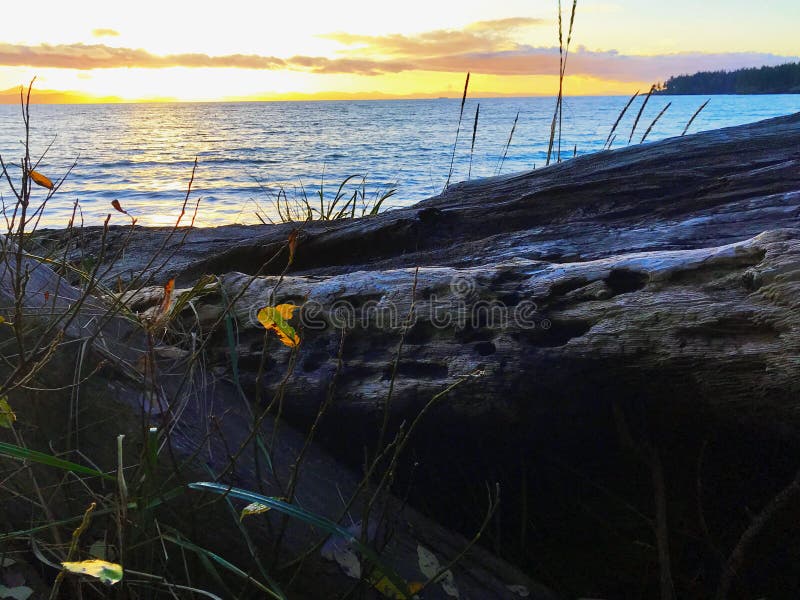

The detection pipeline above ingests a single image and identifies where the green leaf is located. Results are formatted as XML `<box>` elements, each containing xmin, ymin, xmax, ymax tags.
<box><xmin>0</xmin><ymin>397</ymin><xmax>16</xmax><ymax>428</ymax></box>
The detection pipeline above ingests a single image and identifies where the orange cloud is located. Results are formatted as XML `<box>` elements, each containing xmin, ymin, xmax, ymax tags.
<box><xmin>465</xmin><ymin>17</ymin><xmax>549</xmax><ymax>32</ymax></box>
<box><xmin>0</xmin><ymin>43</ymin><xmax>403</xmax><ymax>75</ymax></box>
<box><xmin>286</xmin><ymin>55</ymin><xmax>411</xmax><ymax>75</ymax></box>
<box><xmin>321</xmin><ymin>19</ymin><xmax>798</xmax><ymax>81</ymax></box>
<box><xmin>322</xmin><ymin>16</ymin><xmax>547</xmax><ymax>58</ymax></box>
<box><xmin>0</xmin><ymin>17</ymin><xmax>796</xmax><ymax>84</ymax></box>
<box><xmin>0</xmin><ymin>43</ymin><xmax>288</xmax><ymax>70</ymax></box>
<box><xmin>92</xmin><ymin>28</ymin><xmax>120</xmax><ymax>38</ymax></box>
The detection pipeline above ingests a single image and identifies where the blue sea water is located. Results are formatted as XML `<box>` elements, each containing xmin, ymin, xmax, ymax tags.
<box><xmin>1</xmin><ymin>95</ymin><xmax>798</xmax><ymax>227</ymax></box>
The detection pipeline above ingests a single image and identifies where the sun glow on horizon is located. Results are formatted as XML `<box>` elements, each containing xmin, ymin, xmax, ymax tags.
<box><xmin>0</xmin><ymin>0</ymin><xmax>797</xmax><ymax>103</ymax></box>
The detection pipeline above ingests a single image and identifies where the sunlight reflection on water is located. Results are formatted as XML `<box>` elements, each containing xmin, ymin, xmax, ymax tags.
<box><xmin>0</xmin><ymin>95</ymin><xmax>798</xmax><ymax>228</ymax></box>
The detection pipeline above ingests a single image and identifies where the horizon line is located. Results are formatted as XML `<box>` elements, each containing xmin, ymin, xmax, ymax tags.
<box><xmin>6</xmin><ymin>92</ymin><xmax>800</xmax><ymax>106</ymax></box>
<box><xmin>0</xmin><ymin>92</ymin><xmax>634</xmax><ymax>105</ymax></box>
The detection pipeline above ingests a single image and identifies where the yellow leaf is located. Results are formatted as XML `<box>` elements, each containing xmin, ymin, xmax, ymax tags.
<box><xmin>0</xmin><ymin>396</ymin><xmax>16</xmax><ymax>428</ymax></box>
<box><xmin>240</xmin><ymin>502</ymin><xmax>271</xmax><ymax>520</ymax></box>
<box><xmin>61</xmin><ymin>559</ymin><xmax>123</xmax><ymax>585</ymax></box>
<box><xmin>257</xmin><ymin>304</ymin><xmax>300</xmax><ymax>347</ymax></box>
<box><xmin>368</xmin><ymin>573</ymin><xmax>422</xmax><ymax>599</ymax></box>
<box><xmin>274</xmin><ymin>303</ymin><xmax>298</xmax><ymax>321</ymax></box>
<box><xmin>29</xmin><ymin>170</ymin><xmax>54</xmax><ymax>190</ymax></box>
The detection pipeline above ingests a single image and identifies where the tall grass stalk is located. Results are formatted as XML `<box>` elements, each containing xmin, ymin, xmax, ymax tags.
<box><xmin>546</xmin><ymin>0</ymin><xmax>578</xmax><ymax>166</ymax></box>
<box><xmin>445</xmin><ymin>72</ymin><xmax>470</xmax><ymax>190</ymax></box>
<box><xmin>468</xmin><ymin>103</ymin><xmax>480</xmax><ymax>180</ymax></box>
<box><xmin>496</xmin><ymin>111</ymin><xmax>519</xmax><ymax>176</ymax></box>
<box><xmin>640</xmin><ymin>102</ymin><xmax>672</xmax><ymax>143</ymax></box>
<box><xmin>605</xmin><ymin>90</ymin><xmax>639</xmax><ymax>149</ymax></box>
<box><xmin>629</xmin><ymin>84</ymin><xmax>656</xmax><ymax>144</ymax></box>
<box><xmin>682</xmin><ymin>99</ymin><xmax>711</xmax><ymax>136</ymax></box>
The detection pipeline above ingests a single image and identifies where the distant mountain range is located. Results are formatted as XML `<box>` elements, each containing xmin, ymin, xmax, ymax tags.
<box><xmin>656</xmin><ymin>62</ymin><xmax>800</xmax><ymax>95</ymax></box>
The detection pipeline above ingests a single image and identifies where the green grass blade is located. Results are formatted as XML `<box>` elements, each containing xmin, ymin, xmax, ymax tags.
<box><xmin>145</xmin><ymin>426</ymin><xmax>159</xmax><ymax>481</ymax></box>
<box><xmin>0</xmin><ymin>442</ymin><xmax>114</xmax><ymax>480</ymax></box>
<box><xmin>220</xmin><ymin>286</ymin><xmax>275</xmax><ymax>476</ymax></box>
<box><xmin>163</xmin><ymin>531</ymin><xmax>282</xmax><ymax>600</ymax></box>
<box><xmin>369</xmin><ymin>188</ymin><xmax>396</xmax><ymax>216</ymax></box>
<box><xmin>188</xmin><ymin>482</ymin><xmax>412</xmax><ymax>597</ymax></box>
<box><xmin>0</xmin><ymin>486</ymin><xmax>185</xmax><ymax>541</ymax></box>
<box><xmin>325</xmin><ymin>174</ymin><xmax>360</xmax><ymax>219</ymax></box>
<box><xmin>333</xmin><ymin>189</ymin><xmax>358</xmax><ymax>220</ymax></box>
<box><xmin>202</xmin><ymin>467</ymin><xmax>288</xmax><ymax>600</ymax></box>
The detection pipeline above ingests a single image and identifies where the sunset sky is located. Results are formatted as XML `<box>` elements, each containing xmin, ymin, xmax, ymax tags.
<box><xmin>0</xmin><ymin>0</ymin><xmax>797</xmax><ymax>102</ymax></box>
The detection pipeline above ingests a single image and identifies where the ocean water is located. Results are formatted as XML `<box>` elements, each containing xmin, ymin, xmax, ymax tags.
<box><xmin>1</xmin><ymin>95</ymin><xmax>798</xmax><ymax>228</ymax></box>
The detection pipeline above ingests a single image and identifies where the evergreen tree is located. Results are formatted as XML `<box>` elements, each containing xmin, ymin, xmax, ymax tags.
<box><xmin>657</xmin><ymin>62</ymin><xmax>800</xmax><ymax>95</ymax></box>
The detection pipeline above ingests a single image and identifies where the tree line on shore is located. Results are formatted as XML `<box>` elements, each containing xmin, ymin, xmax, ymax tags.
<box><xmin>656</xmin><ymin>61</ymin><xmax>800</xmax><ymax>95</ymax></box>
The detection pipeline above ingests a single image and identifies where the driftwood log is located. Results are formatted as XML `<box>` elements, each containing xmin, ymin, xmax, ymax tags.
<box><xmin>0</xmin><ymin>253</ymin><xmax>551</xmax><ymax>599</ymax></box>
<box><xmin>49</xmin><ymin>112</ymin><xmax>800</xmax><ymax>431</ymax></box>
<box><xmin>17</xmin><ymin>111</ymin><xmax>800</xmax><ymax>598</ymax></box>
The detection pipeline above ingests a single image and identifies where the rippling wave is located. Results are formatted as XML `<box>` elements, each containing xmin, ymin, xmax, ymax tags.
<box><xmin>1</xmin><ymin>95</ymin><xmax>798</xmax><ymax>228</ymax></box>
